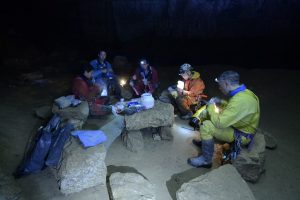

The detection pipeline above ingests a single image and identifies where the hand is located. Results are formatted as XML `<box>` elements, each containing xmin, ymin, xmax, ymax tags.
<box><xmin>142</xmin><ymin>79</ymin><xmax>148</xmax><ymax>86</ymax></box>
<box><xmin>129</xmin><ymin>80</ymin><xmax>134</xmax><ymax>87</ymax></box>
<box><xmin>177</xmin><ymin>87</ymin><xmax>183</xmax><ymax>94</ymax></box>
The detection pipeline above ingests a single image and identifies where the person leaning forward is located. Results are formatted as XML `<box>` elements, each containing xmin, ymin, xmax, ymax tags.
<box><xmin>72</xmin><ymin>64</ymin><xmax>110</xmax><ymax>116</ymax></box>
<box><xmin>159</xmin><ymin>63</ymin><xmax>205</xmax><ymax>120</ymax></box>
<box><xmin>188</xmin><ymin>70</ymin><xmax>260</xmax><ymax>168</ymax></box>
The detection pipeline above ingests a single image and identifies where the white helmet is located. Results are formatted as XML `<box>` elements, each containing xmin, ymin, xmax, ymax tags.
<box><xmin>179</xmin><ymin>63</ymin><xmax>193</xmax><ymax>75</ymax></box>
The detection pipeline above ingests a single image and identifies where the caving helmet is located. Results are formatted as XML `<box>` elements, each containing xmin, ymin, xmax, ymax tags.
<box><xmin>179</xmin><ymin>63</ymin><xmax>193</xmax><ymax>75</ymax></box>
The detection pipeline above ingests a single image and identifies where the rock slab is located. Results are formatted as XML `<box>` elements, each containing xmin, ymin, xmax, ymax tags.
<box><xmin>125</xmin><ymin>101</ymin><xmax>174</xmax><ymax>131</ymax></box>
<box><xmin>109</xmin><ymin>172</ymin><xmax>155</xmax><ymax>200</ymax></box>
<box><xmin>52</xmin><ymin>101</ymin><xmax>89</xmax><ymax>120</ymax></box>
<box><xmin>102</xmin><ymin>115</ymin><xmax>125</xmax><ymax>150</ymax></box>
<box><xmin>233</xmin><ymin>133</ymin><xmax>266</xmax><ymax>183</ymax></box>
<box><xmin>121</xmin><ymin>130</ymin><xmax>144</xmax><ymax>152</ymax></box>
<box><xmin>56</xmin><ymin>138</ymin><xmax>107</xmax><ymax>194</ymax></box>
<box><xmin>176</xmin><ymin>164</ymin><xmax>256</xmax><ymax>200</ymax></box>
<box><xmin>52</xmin><ymin>101</ymin><xmax>89</xmax><ymax>129</ymax></box>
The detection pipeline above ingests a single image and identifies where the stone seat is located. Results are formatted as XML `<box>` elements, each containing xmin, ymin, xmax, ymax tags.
<box><xmin>122</xmin><ymin>101</ymin><xmax>174</xmax><ymax>152</ymax></box>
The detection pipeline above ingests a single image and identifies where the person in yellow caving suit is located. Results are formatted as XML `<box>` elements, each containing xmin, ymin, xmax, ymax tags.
<box><xmin>188</xmin><ymin>70</ymin><xmax>260</xmax><ymax>168</ymax></box>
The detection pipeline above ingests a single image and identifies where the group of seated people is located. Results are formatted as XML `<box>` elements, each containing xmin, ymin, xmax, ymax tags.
<box><xmin>72</xmin><ymin>50</ymin><xmax>206</xmax><ymax>119</ymax></box>
<box><xmin>72</xmin><ymin>50</ymin><xmax>260</xmax><ymax>169</ymax></box>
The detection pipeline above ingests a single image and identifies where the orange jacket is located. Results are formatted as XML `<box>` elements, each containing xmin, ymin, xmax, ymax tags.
<box><xmin>184</xmin><ymin>71</ymin><xmax>205</xmax><ymax>103</ymax></box>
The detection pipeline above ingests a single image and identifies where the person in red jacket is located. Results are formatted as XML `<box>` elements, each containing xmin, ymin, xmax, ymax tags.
<box><xmin>72</xmin><ymin>64</ymin><xmax>110</xmax><ymax>116</ymax></box>
<box><xmin>129</xmin><ymin>59</ymin><xmax>159</xmax><ymax>96</ymax></box>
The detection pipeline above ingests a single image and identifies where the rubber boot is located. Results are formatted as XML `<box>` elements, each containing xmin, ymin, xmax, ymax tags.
<box><xmin>180</xmin><ymin>111</ymin><xmax>193</xmax><ymax>120</ymax></box>
<box><xmin>192</xmin><ymin>139</ymin><xmax>202</xmax><ymax>147</ymax></box>
<box><xmin>187</xmin><ymin>139</ymin><xmax>214</xmax><ymax>168</ymax></box>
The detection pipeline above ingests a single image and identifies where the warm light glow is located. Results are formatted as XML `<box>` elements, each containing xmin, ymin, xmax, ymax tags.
<box><xmin>214</xmin><ymin>103</ymin><xmax>220</xmax><ymax>113</ymax></box>
<box><xmin>177</xmin><ymin>80</ymin><xmax>184</xmax><ymax>90</ymax></box>
<box><xmin>120</xmin><ymin>79</ymin><xmax>126</xmax><ymax>87</ymax></box>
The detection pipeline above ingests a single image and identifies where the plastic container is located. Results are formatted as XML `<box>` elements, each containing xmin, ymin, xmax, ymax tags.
<box><xmin>141</xmin><ymin>93</ymin><xmax>155</xmax><ymax>109</ymax></box>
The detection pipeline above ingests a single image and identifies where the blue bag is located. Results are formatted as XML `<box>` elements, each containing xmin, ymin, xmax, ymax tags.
<box><xmin>14</xmin><ymin>114</ymin><xmax>61</xmax><ymax>177</ymax></box>
<box><xmin>45</xmin><ymin>123</ymin><xmax>74</xmax><ymax>167</ymax></box>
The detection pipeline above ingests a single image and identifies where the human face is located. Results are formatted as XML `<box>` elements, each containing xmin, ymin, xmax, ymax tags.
<box><xmin>180</xmin><ymin>73</ymin><xmax>189</xmax><ymax>80</ymax></box>
<box><xmin>84</xmin><ymin>70</ymin><xmax>93</xmax><ymax>79</ymax></box>
<box><xmin>98</xmin><ymin>51</ymin><xmax>106</xmax><ymax>61</ymax></box>
<box><xmin>140</xmin><ymin>62</ymin><xmax>148</xmax><ymax>70</ymax></box>
<box><xmin>218</xmin><ymin>80</ymin><xmax>229</xmax><ymax>95</ymax></box>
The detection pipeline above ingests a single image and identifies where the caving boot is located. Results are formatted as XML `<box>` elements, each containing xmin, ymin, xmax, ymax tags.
<box><xmin>187</xmin><ymin>139</ymin><xmax>214</xmax><ymax>168</ymax></box>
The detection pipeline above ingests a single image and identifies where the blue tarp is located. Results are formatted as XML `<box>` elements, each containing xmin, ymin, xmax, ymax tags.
<box><xmin>71</xmin><ymin>130</ymin><xmax>107</xmax><ymax>148</ymax></box>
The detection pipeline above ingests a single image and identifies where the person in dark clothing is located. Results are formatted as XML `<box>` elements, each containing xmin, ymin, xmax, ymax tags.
<box><xmin>90</xmin><ymin>51</ymin><xmax>122</xmax><ymax>100</ymax></box>
<box><xmin>129</xmin><ymin>59</ymin><xmax>159</xmax><ymax>96</ymax></box>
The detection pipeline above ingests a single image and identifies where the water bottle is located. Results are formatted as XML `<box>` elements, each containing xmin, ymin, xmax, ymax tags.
<box><xmin>116</xmin><ymin>98</ymin><xmax>126</xmax><ymax>113</ymax></box>
<box><xmin>120</xmin><ymin>98</ymin><xmax>126</xmax><ymax>107</ymax></box>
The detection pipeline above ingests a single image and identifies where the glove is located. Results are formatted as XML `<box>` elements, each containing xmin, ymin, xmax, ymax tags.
<box><xmin>170</xmin><ymin>90</ymin><xmax>178</xmax><ymax>98</ymax></box>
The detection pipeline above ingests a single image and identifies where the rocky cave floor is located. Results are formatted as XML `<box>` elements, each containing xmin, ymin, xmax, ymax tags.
<box><xmin>0</xmin><ymin>65</ymin><xmax>300</xmax><ymax>200</ymax></box>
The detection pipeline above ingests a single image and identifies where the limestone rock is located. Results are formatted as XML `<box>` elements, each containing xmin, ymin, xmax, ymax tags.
<box><xmin>101</xmin><ymin>115</ymin><xmax>125</xmax><ymax>150</ymax></box>
<box><xmin>159</xmin><ymin>126</ymin><xmax>173</xmax><ymax>140</ymax></box>
<box><xmin>233</xmin><ymin>133</ymin><xmax>266</xmax><ymax>183</ymax></box>
<box><xmin>176</xmin><ymin>164</ymin><xmax>256</xmax><ymax>200</ymax></box>
<box><xmin>125</xmin><ymin>101</ymin><xmax>174</xmax><ymax>131</ymax></box>
<box><xmin>262</xmin><ymin>131</ymin><xmax>277</xmax><ymax>149</ymax></box>
<box><xmin>67</xmin><ymin>118</ymin><xmax>85</xmax><ymax>130</ymax></box>
<box><xmin>52</xmin><ymin>101</ymin><xmax>89</xmax><ymax>121</ymax></box>
<box><xmin>121</xmin><ymin>130</ymin><xmax>144</xmax><ymax>152</ymax></box>
<box><xmin>109</xmin><ymin>172</ymin><xmax>155</xmax><ymax>200</ymax></box>
<box><xmin>56</xmin><ymin>138</ymin><xmax>107</xmax><ymax>194</ymax></box>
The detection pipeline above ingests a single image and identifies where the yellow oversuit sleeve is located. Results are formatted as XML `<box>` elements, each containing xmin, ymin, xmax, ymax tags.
<box><xmin>207</xmin><ymin>93</ymin><xmax>258</xmax><ymax>129</ymax></box>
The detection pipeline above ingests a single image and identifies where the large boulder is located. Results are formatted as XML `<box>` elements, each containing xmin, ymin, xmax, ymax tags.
<box><xmin>176</xmin><ymin>164</ymin><xmax>256</xmax><ymax>200</ymax></box>
<box><xmin>233</xmin><ymin>133</ymin><xmax>266</xmax><ymax>183</ymax></box>
<box><xmin>125</xmin><ymin>101</ymin><xmax>174</xmax><ymax>131</ymax></box>
<box><xmin>52</xmin><ymin>101</ymin><xmax>89</xmax><ymax>121</ymax></box>
<box><xmin>52</xmin><ymin>101</ymin><xmax>89</xmax><ymax>129</ymax></box>
<box><xmin>121</xmin><ymin>130</ymin><xmax>144</xmax><ymax>152</ymax></box>
<box><xmin>109</xmin><ymin>172</ymin><xmax>156</xmax><ymax>200</ymax></box>
<box><xmin>101</xmin><ymin>115</ymin><xmax>125</xmax><ymax>150</ymax></box>
<box><xmin>56</xmin><ymin>138</ymin><xmax>107</xmax><ymax>194</ymax></box>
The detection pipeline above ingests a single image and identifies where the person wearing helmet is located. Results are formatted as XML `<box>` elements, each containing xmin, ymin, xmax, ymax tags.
<box><xmin>90</xmin><ymin>51</ymin><xmax>122</xmax><ymax>100</ymax></box>
<box><xmin>129</xmin><ymin>59</ymin><xmax>159</xmax><ymax>96</ymax></box>
<box><xmin>159</xmin><ymin>63</ymin><xmax>205</xmax><ymax>120</ymax></box>
<box><xmin>187</xmin><ymin>70</ymin><xmax>260</xmax><ymax>168</ymax></box>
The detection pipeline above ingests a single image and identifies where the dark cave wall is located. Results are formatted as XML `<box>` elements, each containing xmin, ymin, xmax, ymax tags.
<box><xmin>75</xmin><ymin>0</ymin><xmax>300</xmax><ymax>42</ymax></box>
<box><xmin>1</xmin><ymin>0</ymin><xmax>299</xmax><ymax>71</ymax></box>
<box><xmin>2</xmin><ymin>0</ymin><xmax>299</xmax><ymax>43</ymax></box>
